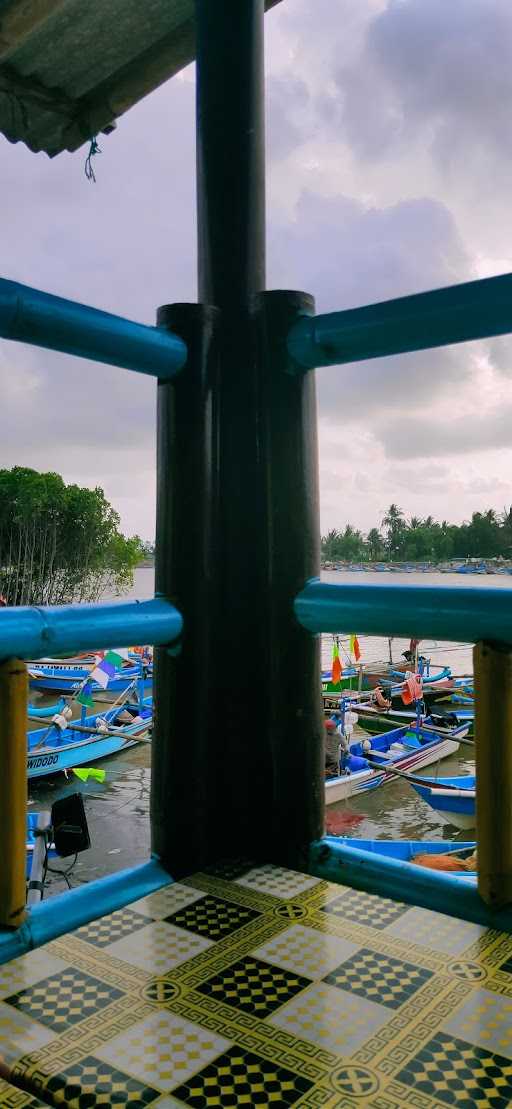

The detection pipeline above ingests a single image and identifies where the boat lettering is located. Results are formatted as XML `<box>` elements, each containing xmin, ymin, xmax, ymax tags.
<box><xmin>27</xmin><ymin>753</ymin><xmax>59</xmax><ymax>770</ymax></box>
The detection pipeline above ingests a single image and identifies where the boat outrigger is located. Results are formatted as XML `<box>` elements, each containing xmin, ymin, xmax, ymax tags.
<box><xmin>26</xmin><ymin>700</ymin><xmax>152</xmax><ymax>779</ymax></box>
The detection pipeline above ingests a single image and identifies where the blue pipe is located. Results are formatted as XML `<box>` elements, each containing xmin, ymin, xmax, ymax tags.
<box><xmin>0</xmin><ymin>278</ymin><xmax>187</xmax><ymax>379</ymax></box>
<box><xmin>0</xmin><ymin>597</ymin><xmax>182</xmax><ymax>660</ymax></box>
<box><xmin>287</xmin><ymin>271</ymin><xmax>512</xmax><ymax>370</ymax></box>
<box><xmin>295</xmin><ymin>578</ymin><xmax>512</xmax><ymax>645</ymax></box>
<box><xmin>0</xmin><ymin>860</ymin><xmax>172</xmax><ymax>966</ymax></box>
<box><xmin>309</xmin><ymin>838</ymin><xmax>512</xmax><ymax>932</ymax></box>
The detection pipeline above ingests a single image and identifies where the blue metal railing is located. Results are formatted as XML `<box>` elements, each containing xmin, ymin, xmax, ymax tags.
<box><xmin>295</xmin><ymin>580</ymin><xmax>512</xmax><ymax>645</ymax></box>
<box><xmin>0</xmin><ymin>278</ymin><xmax>187</xmax><ymax>378</ymax></box>
<box><xmin>287</xmin><ymin>271</ymin><xmax>512</xmax><ymax>370</ymax></box>
<box><xmin>0</xmin><ymin>598</ymin><xmax>182</xmax><ymax>660</ymax></box>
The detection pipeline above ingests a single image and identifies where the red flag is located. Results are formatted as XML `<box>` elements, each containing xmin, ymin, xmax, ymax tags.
<box><xmin>331</xmin><ymin>641</ymin><xmax>342</xmax><ymax>684</ymax></box>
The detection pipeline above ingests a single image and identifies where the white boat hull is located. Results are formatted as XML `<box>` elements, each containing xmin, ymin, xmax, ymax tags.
<box><xmin>325</xmin><ymin>768</ymin><xmax>385</xmax><ymax>805</ymax></box>
<box><xmin>389</xmin><ymin>737</ymin><xmax>460</xmax><ymax>773</ymax></box>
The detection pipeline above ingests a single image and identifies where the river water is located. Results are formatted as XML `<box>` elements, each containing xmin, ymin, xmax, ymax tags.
<box><xmin>32</xmin><ymin>567</ymin><xmax>500</xmax><ymax>894</ymax></box>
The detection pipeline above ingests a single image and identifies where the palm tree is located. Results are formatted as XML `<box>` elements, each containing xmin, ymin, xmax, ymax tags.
<box><xmin>382</xmin><ymin>504</ymin><xmax>405</xmax><ymax>557</ymax></box>
<box><xmin>366</xmin><ymin>528</ymin><xmax>382</xmax><ymax>560</ymax></box>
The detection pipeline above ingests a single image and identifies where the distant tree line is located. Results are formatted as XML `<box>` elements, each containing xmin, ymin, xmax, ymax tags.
<box><xmin>0</xmin><ymin>467</ymin><xmax>145</xmax><ymax>605</ymax></box>
<box><xmin>322</xmin><ymin>504</ymin><xmax>512</xmax><ymax>563</ymax></box>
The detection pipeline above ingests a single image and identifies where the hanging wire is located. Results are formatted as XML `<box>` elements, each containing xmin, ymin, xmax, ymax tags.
<box><xmin>84</xmin><ymin>136</ymin><xmax>101</xmax><ymax>182</ymax></box>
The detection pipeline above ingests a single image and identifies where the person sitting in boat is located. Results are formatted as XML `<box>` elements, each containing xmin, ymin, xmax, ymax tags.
<box><xmin>324</xmin><ymin>719</ymin><xmax>340</xmax><ymax>777</ymax></box>
<box><xmin>373</xmin><ymin>684</ymin><xmax>391</xmax><ymax>711</ymax></box>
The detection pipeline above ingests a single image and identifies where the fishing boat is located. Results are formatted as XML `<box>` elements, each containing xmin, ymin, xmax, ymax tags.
<box><xmin>27</xmin><ymin>655</ymin><xmax>152</xmax><ymax>699</ymax></box>
<box><xmin>26</xmin><ymin>701</ymin><xmax>152</xmax><ymax>779</ymax></box>
<box><xmin>355</xmin><ymin>703</ymin><xmax>474</xmax><ymax>737</ymax></box>
<box><xmin>325</xmin><ymin>838</ymin><xmax>477</xmax><ymax>882</ymax></box>
<box><xmin>321</xmin><ymin>667</ymin><xmax>360</xmax><ymax>695</ymax></box>
<box><xmin>325</xmin><ymin>755</ymin><xmax>385</xmax><ymax>804</ymax></box>
<box><xmin>408</xmin><ymin>774</ymin><xmax>476</xmax><ymax>830</ymax></box>
<box><xmin>27</xmin><ymin>698</ymin><xmax>66</xmax><ymax>720</ymax></box>
<box><xmin>322</xmin><ymin>662</ymin><xmax>452</xmax><ymax>700</ymax></box>
<box><xmin>348</xmin><ymin>721</ymin><xmax>466</xmax><ymax>773</ymax></box>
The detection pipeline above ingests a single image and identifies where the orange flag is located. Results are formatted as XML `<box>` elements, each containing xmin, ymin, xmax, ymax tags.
<box><xmin>350</xmin><ymin>634</ymin><xmax>361</xmax><ymax>662</ymax></box>
<box><xmin>331</xmin><ymin>641</ymin><xmax>342</xmax><ymax>684</ymax></box>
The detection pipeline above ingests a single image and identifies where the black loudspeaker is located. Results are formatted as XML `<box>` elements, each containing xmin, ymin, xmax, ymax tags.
<box><xmin>51</xmin><ymin>793</ymin><xmax>91</xmax><ymax>857</ymax></box>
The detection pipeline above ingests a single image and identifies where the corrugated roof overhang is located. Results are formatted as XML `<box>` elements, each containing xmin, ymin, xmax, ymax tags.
<box><xmin>0</xmin><ymin>0</ymin><xmax>282</xmax><ymax>157</ymax></box>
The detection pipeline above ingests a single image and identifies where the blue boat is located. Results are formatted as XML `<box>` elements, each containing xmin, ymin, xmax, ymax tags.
<box><xmin>28</xmin><ymin>698</ymin><xmax>66</xmax><ymax>720</ymax></box>
<box><xmin>331</xmin><ymin>838</ymin><xmax>477</xmax><ymax>882</ymax></box>
<box><xmin>408</xmin><ymin>774</ymin><xmax>475</xmax><ymax>830</ymax></box>
<box><xmin>348</xmin><ymin>721</ymin><xmax>467</xmax><ymax>773</ymax></box>
<box><xmin>26</xmin><ymin>701</ymin><xmax>152</xmax><ymax>779</ymax></box>
<box><xmin>27</xmin><ymin>655</ymin><xmax>152</xmax><ymax>698</ymax></box>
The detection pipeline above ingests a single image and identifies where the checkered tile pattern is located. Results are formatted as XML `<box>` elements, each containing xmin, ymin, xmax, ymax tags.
<box><xmin>444</xmin><ymin>988</ymin><xmax>512</xmax><ymax>1059</ymax></box>
<box><xmin>324</xmin><ymin>947</ymin><xmax>432</xmax><ymax>1009</ymax></box>
<box><xmin>96</xmin><ymin>1010</ymin><xmax>231</xmax><ymax>1089</ymax></box>
<box><xmin>0</xmin><ymin>862</ymin><xmax>511</xmax><ymax>1109</ymax></box>
<box><xmin>253</xmin><ymin>923</ymin><xmax>359</xmax><ymax>979</ymax></box>
<box><xmin>197</xmin><ymin>955</ymin><xmax>310</xmax><ymax>1018</ymax></box>
<box><xmin>385</xmin><ymin>905</ymin><xmax>487</xmax><ymax>954</ymax></box>
<box><xmin>165</xmin><ymin>894</ymin><xmax>261</xmax><ymax>940</ymax></box>
<box><xmin>321</xmin><ymin>886</ymin><xmax>408</xmax><ymax>928</ymax></box>
<box><xmin>75</xmin><ymin>907</ymin><xmax>151</xmax><ymax>948</ymax></box>
<box><xmin>397</xmin><ymin>1030</ymin><xmax>512</xmax><ymax>1107</ymax></box>
<box><xmin>172</xmin><ymin>1045</ymin><xmax>313</xmax><ymax>1106</ymax></box>
<box><xmin>129</xmin><ymin>883</ymin><xmax>207</xmax><ymax>920</ymax></box>
<box><xmin>269</xmin><ymin>981</ymin><xmax>390</xmax><ymax>1055</ymax></box>
<box><xmin>44</xmin><ymin>1056</ymin><xmax>159</xmax><ymax>1108</ymax></box>
<box><xmin>106</xmin><ymin>920</ymin><xmax>212</xmax><ymax>972</ymax></box>
<box><xmin>4</xmin><ymin>969</ymin><xmax>123</xmax><ymax>1033</ymax></box>
<box><xmin>235</xmin><ymin>865</ymin><xmax>320</xmax><ymax>899</ymax></box>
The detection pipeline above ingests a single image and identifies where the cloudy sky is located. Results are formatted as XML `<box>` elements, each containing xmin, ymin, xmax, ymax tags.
<box><xmin>1</xmin><ymin>0</ymin><xmax>512</xmax><ymax>541</ymax></box>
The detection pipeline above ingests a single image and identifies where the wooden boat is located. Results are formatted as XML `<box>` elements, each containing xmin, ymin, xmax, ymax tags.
<box><xmin>325</xmin><ymin>754</ymin><xmax>385</xmax><ymax>805</ymax></box>
<box><xmin>325</xmin><ymin>838</ymin><xmax>477</xmax><ymax>882</ymax></box>
<box><xmin>321</xmin><ymin>668</ymin><xmax>360</xmax><ymax>695</ymax></box>
<box><xmin>356</xmin><ymin>704</ymin><xmax>474</xmax><ymax>737</ymax></box>
<box><xmin>324</xmin><ymin>720</ymin><xmax>465</xmax><ymax>805</ymax></box>
<box><xmin>28</xmin><ymin>697</ymin><xmax>66</xmax><ymax>720</ymax></box>
<box><xmin>408</xmin><ymin>774</ymin><xmax>475</xmax><ymax>830</ymax></box>
<box><xmin>27</xmin><ymin>656</ymin><xmax>152</xmax><ymax>698</ymax></box>
<box><xmin>361</xmin><ymin>662</ymin><xmax>451</xmax><ymax>692</ymax></box>
<box><xmin>26</xmin><ymin>701</ymin><xmax>152</xmax><ymax>779</ymax></box>
<box><xmin>322</xmin><ymin>663</ymin><xmax>452</xmax><ymax>700</ymax></box>
<box><xmin>349</xmin><ymin>722</ymin><xmax>465</xmax><ymax>773</ymax></box>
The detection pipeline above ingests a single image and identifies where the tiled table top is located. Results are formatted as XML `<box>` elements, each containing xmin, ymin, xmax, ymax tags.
<box><xmin>0</xmin><ymin>862</ymin><xmax>511</xmax><ymax>1107</ymax></box>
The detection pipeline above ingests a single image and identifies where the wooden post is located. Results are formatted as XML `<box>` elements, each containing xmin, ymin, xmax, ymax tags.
<box><xmin>0</xmin><ymin>659</ymin><xmax>27</xmax><ymax>928</ymax></box>
<box><xmin>475</xmin><ymin>641</ymin><xmax>512</xmax><ymax>908</ymax></box>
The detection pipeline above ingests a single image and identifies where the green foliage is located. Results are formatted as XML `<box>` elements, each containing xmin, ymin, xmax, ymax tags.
<box><xmin>321</xmin><ymin>504</ymin><xmax>512</xmax><ymax>564</ymax></box>
<box><xmin>0</xmin><ymin>467</ymin><xmax>144</xmax><ymax>604</ymax></box>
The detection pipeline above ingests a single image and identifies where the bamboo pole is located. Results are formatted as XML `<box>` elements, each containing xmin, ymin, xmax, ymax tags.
<box><xmin>0</xmin><ymin>658</ymin><xmax>27</xmax><ymax>928</ymax></box>
<box><xmin>475</xmin><ymin>641</ymin><xmax>512</xmax><ymax>908</ymax></box>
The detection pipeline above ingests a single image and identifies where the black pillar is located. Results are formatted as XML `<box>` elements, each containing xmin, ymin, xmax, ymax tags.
<box><xmin>151</xmin><ymin>304</ymin><xmax>220</xmax><ymax>877</ymax></box>
<box><xmin>196</xmin><ymin>0</ymin><xmax>265</xmax><ymax>305</ymax></box>
<box><xmin>151</xmin><ymin>0</ymin><xmax>323</xmax><ymax>875</ymax></box>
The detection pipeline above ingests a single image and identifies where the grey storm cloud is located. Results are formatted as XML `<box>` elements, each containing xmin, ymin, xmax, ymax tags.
<box><xmin>268</xmin><ymin>189</ymin><xmax>472</xmax><ymax>415</ymax></box>
<box><xmin>379</xmin><ymin>404</ymin><xmax>512</xmax><ymax>459</ymax></box>
<box><xmin>2</xmin><ymin>0</ymin><xmax>511</xmax><ymax>537</ymax></box>
<box><xmin>0</xmin><ymin>75</ymin><xmax>197</xmax><ymax>474</ymax></box>
<box><xmin>328</xmin><ymin>0</ymin><xmax>512</xmax><ymax>171</ymax></box>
